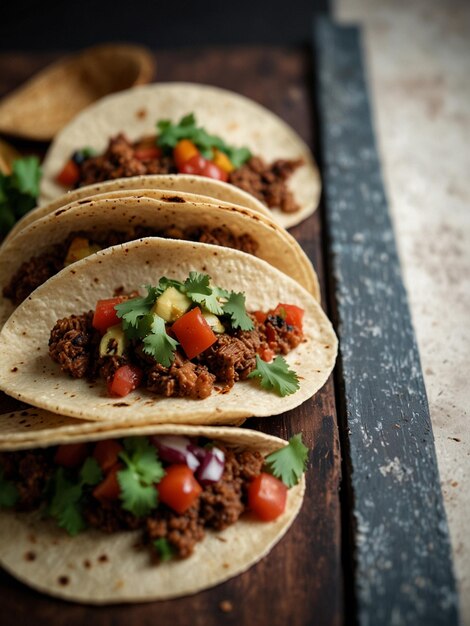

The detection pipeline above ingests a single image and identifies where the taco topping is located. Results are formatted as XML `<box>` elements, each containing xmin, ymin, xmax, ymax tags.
<box><xmin>48</xmin><ymin>273</ymin><xmax>302</xmax><ymax>398</ymax></box>
<box><xmin>0</xmin><ymin>434</ymin><xmax>307</xmax><ymax>561</ymax></box>
<box><xmin>2</xmin><ymin>226</ymin><xmax>258</xmax><ymax>306</ymax></box>
<box><xmin>56</xmin><ymin>113</ymin><xmax>303</xmax><ymax>214</ymax></box>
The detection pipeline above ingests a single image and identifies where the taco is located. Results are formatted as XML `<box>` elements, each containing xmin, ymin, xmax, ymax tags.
<box><xmin>0</xmin><ymin>415</ymin><xmax>306</xmax><ymax>603</ymax></box>
<box><xmin>40</xmin><ymin>83</ymin><xmax>321</xmax><ymax>228</ymax></box>
<box><xmin>6</xmin><ymin>173</ymin><xmax>272</xmax><ymax>245</ymax></box>
<box><xmin>0</xmin><ymin>194</ymin><xmax>320</xmax><ymax>327</ymax></box>
<box><xmin>0</xmin><ymin>238</ymin><xmax>337</xmax><ymax>424</ymax></box>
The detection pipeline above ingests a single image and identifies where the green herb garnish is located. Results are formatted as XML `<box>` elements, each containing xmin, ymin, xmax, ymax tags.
<box><xmin>142</xmin><ymin>314</ymin><xmax>179</xmax><ymax>366</ymax></box>
<box><xmin>157</xmin><ymin>113</ymin><xmax>251</xmax><ymax>168</ymax></box>
<box><xmin>115</xmin><ymin>285</ymin><xmax>159</xmax><ymax>330</ymax></box>
<box><xmin>248</xmin><ymin>355</ymin><xmax>300</xmax><ymax>397</ymax></box>
<box><xmin>184</xmin><ymin>271</ymin><xmax>224</xmax><ymax>315</ymax></box>
<box><xmin>153</xmin><ymin>537</ymin><xmax>174</xmax><ymax>562</ymax></box>
<box><xmin>48</xmin><ymin>457</ymin><xmax>102</xmax><ymax>536</ymax></box>
<box><xmin>0</xmin><ymin>469</ymin><xmax>18</xmax><ymax>508</ymax></box>
<box><xmin>223</xmin><ymin>291</ymin><xmax>254</xmax><ymax>331</ymax></box>
<box><xmin>118</xmin><ymin>437</ymin><xmax>165</xmax><ymax>518</ymax></box>
<box><xmin>265</xmin><ymin>434</ymin><xmax>308</xmax><ymax>487</ymax></box>
<box><xmin>0</xmin><ymin>156</ymin><xmax>41</xmax><ymax>236</ymax></box>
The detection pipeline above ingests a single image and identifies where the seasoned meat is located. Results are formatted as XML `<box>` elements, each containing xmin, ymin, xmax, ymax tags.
<box><xmin>83</xmin><ymin>498</ymin><xmax>142</xmax><ymax>533</ymax></box>
<box><xmin>0</xmin><ymin>449</ymin><xmax>55</xmax><ymax>510</ymax></box>
<box><xmin>229</xmin><ymin>156</ymin><xmax>303</xmax><ymax>213</ymax></box>
<box><xmin>145</xmin><ymin>504</ymin><xmax>205</xmax><ymax>559</ymax></box>
<box><xmin>145</xmin><ymin>350</ymin><xmax>216</xmax><ymax>399</ymax></box>
<box><xmin>48</xmin><ymin>311</ymin><xmax>100</xmax><ymax>378</ymax></box>
<box><xmin>3</xmin><ymin>247</ymin><xmax>65</xmax><ymax>305</ymax></box>
<box><xmin>200</xmin><ymin>330</ymin><xmax>260</xmax><ymax>386</ymax></box>
<box><xmin>262</xmin><ymin>314</ymin><xmax>303</xmax><ymax>354</ymax></box>
<box><xmin>78</xmin><ymin>134</ymin><xmax>176</xmax><ymax>187</ymax></box>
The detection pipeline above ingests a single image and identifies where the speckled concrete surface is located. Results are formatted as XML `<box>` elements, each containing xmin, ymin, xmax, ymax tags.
<box><xmin>335</xmin><ymin>0</ymin><xmax>470</xmax><ymax>621</ymax></box>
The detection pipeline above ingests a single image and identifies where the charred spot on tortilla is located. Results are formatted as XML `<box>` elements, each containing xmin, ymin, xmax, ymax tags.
<box><xmin>11</xmin><ymin>367</ymin><xmax>18</xmax><ymax>372</ymax></box>
<box><xmin>161</xmin><ymin>195</ymin><xmax>186</xmax><ymax>203</ymax></box>
<box><xmin>54</xmin><ymin>209</ymin><xmax>67</xmax><ymax>216</ymax></box>
<box><xmin>58</xmin><ymin>576</ymin><xmax>69</xmax><ymax>586</ymax></box>
<box><xmin>136</xmin><ymin>108</ymin><xmax>147</xmax><ymax>120</ymax></box>
<box><xmin>24</xmin><ymin>551</ymin><xmax>36</xmax><ymax>562</ymax></box>
<box><xmin>98</xmin><ymin>554</ymin><xmax>109</xmax><ymax>563</ymax></box>
<box><xmin>83</xmin><ymin>560</ymin><xmax>92</xmax><ymax>569</ymax></box>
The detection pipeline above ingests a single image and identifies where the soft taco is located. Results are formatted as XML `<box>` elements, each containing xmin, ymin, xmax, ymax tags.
<box><xmin>0</xmin><ymin>415</ymin><xmax>306</xmax><ymax>603</ymax></box>
<box><xmin>0</xmin><ymin>238</ymin><xmax>337</xmax><ymax>423</ymax></box>
<box><xmin>0</xmin><ymin>194</ymin><xmax>320</xmax><ymax>327</ymax></box>
<box><xmin>6</xmin><ymin>173</ymin><xmax>272</xmax><ymax>245</ymax></box>
<box><xmin>40</xmin><ymin>83</ymin><xmax>321</xmax><ymax>228</ymax></box>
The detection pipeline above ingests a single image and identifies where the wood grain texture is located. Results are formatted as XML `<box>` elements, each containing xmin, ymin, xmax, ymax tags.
<box><xmin>314</xmin><ymin>19</ymin><xmax>459</xmax><ymax>626</ymax></box>
<box><xmin>0</xmin><ymin>47</ymin><xmax>342</xmax><ymax>626</ymax></box>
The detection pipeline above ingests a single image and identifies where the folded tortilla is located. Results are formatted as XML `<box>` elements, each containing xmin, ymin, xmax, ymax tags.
<box><xmin>39</xmin><ymin>83</ymin><xmax>321</xmax><ymax>228</ymax></box>
<box><xmin>0</xmin><ymin>194</ymin><xmax>320</xmax><ymax>328</ymax></box>
<box><xmin>0</xmin><ymin>238</ymin><xmax>337</xmax><ymax>424</ymax></box>
<box><xmin>7</xmin><ymin>174</ymin><xmax>272</xmax><ymax>244</ymax></box>
<box><xmin>0</xmin><ymin>416</ymin><xmax>305</xmax><ymax>603</ymax></box>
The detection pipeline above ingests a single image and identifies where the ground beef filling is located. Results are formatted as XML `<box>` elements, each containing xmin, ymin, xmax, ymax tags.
<box><xmin>74</xmin><ymin>134</ymin><xmax>302</xmax><ymax>213</ymax></box>
<box><xmin>48</xmin><ymin>310</ymin><xmax>302</xmax><ymax>398</ymax></box>
<box><xmin>0</xmin><ymin>445</ymin><xmax>264</xmax><ymax>560</ymax></box>
<box><xmin>3</xmin><ymin>226</ymin><xmax>258</xmax><ymax>306</ymax></box>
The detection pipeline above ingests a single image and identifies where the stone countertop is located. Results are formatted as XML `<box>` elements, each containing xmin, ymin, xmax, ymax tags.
<box><xmin>336</xmin><ymin>0</ymin><xmax>470</xmax><ymax>621</ymax></box>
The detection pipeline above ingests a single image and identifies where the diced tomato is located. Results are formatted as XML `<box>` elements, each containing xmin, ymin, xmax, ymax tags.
<box><xmin>56</xmin><ymin>159</ymin><xmax>80</xmax><ymax>187</ymax></box>
<box><xmin>93</xmin><ymin>463</ymin><xmax>122</xmax><ymax>501</ymax></box>
<box><xmin>259</xmin><ymin>347</ymin><xmax>275</xmax><ymax>362</ymax></box>
<box><xmin>200</xmin><ymin>160</ymin><xmax>228</xmax><ymax>182</ymax></box>
<box><xmin>93</xmin><ymin>439</ymin><xmax>123</xmax><ymax>473</ymax></box>
<box><xmin>248</xmin><ymin>472</ymin><xmax>288</xmax><ymax>521</ymax></box>
<box><xmin>173</xmin><ymin>139</ymin><xmax>200</xmax><ymax>170</ymax></box>
<box><xmin>134</xmin><ymin>146</ymin><xmax>162</xmax><ymax>160</ymax></box>
<box><xmin>253</xmin><ymin>310</ymin><xmax>267</xmax><ymax>324</ymax></box>
<box><xmin>212</xmin><ymin>149</ymin><xmax>234</xmax><ymax>173</ymax></box>
<box><xmin>108</xmin><ymin>365</ymin><xmax>143</xmax><ymax>397</ymax></box>
<box><xmin>171</xmin><ymin>307</ymin><xmax>217</xmax><ymax>359</ymax></box>
<box><xmin>54</xmin><ymin>442</ymin><xmax>89</xmax><ymax>468</ymax></box>
<box><xmin>157</xmin><ymin>464</ymin><xmax>202</xmax><ymax>514</ymax></box>
<box><xmin>92</xmin><ymin>297</ymin><xmax>126</xmax><ymax>334</ymax></box>
<box><xmin>178</xmin><ymin>153</ymin><xmax>207</xmax><ymax>175</ymax></box>
<box><xmin>273</xmin><ymin>303</ymin><xmax>304</xmax><ymax>331</ymax></box>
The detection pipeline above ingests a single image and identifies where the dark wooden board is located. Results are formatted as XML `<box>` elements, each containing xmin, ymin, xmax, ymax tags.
<box><xmin>0</xmin><ymin>47</ymin><xmax>342</xmax><ymax>626</ymax></box>
<box><xmin>314</xmin><ymin>19</ymin><xmax>459</xmax><ymax>626</ymax></box>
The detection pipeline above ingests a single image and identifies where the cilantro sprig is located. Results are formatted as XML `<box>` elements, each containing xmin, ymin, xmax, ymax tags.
<box><xmin>0</xmin><ymin>469</ymin><xmax>18</xmax><ymax>508</ymax></box>
<box><xmin>156</xmin><ymin>113</ymin><xmax>252</xmax><ymax>168</ymax></box>
<box><xmin>265</xmin><ymin>434</ymin><xmax>308</xmax><ymax>488</ymax></box>
<box><xmin>248</xmin><ymin>355</ymin><xmax>300</xmax><ymax>397</ymax></box>
<box><xmin>48</xmin><ymin>457</ymin><xmax>102</xmax><ymax>536</ymax></box>
<box><xmin>117</xmin><ymin>437</ymin><xmax>165</xmax><ymax>518</ymax></box>
<box><xmin>0</xmin><ymin>156</ymin><xmax>41</xmax><ymax>236</ymax></box>
<box><xmin>153</xmin><ymin>537</ymin><xmax>175</xmax><ymax>562</ymax></box>
<box><xmin>114</xmin><ymin>273</ymin><xmax>253</xmax><ymax>366</ymax></box>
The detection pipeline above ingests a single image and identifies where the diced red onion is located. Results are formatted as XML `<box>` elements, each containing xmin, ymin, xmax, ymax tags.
<box><xmin>196</xmin><ymin>447</ymin><xmax>225</xmax><ymax>485</ymax></box>
<box><xmin>188</xmin><ymin>443</ymin><xmax>207</xmax><ymax>462</ymax></box>
<box><xmin>151</xmin><ymin>435</ymin><xmax>200</xmax><ymax>471</ymax></box>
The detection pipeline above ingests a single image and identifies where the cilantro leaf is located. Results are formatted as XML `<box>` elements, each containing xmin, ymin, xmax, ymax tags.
<box><xmin>0</xmin><ymin>469</ymin><xmax>18</xmax><ymax>508</ymax></box>
<box><xmin>115</xmin><ymin>286</ymin><xmax>159</xmax><ymax>329</ymax></box>
<box><xmin>184</xmin><ymin>271</ymin><xmax>223</xmax><ymax>315</ymax></box>
<box><xmin>265</xmin><ymin>434</ymin><xmax>308</xmax><ymax>488</ymax></box>
<box><xmin>142</xmin><ymin>314</ymin><xmax>179</xmax><ymax>366</ymax></box>
<box><xmin>156</xmin><ymin>113</ymin><xmax>251</xmax><ymax>166</ymax></box>
<box><xmin>80</xmin><ymin>457</ymin><xmax>103</xmax><ymax>486</ymax></box>
<box><xmin>12</xmin><ymin>156</ymin><xmax>42</xmax><ymax>197</ymax></box>
<box><xmin>118</xmin><ymin>437</ymin><xmax>165</xmax><ymax>517</ymax></box>
<box><xmin>48</xmin><ymin>469</ymin><xmax>86</xmax><ymax>536</ymax></box>
<box><xmin>0</xmin><ymin>156</ymin><xmax>42</xmax><ymax>234</ymax></box>
<box><xmin>248</xmin><ymin>355</ymin><xmax>300</xmax><ymax>397</ymax></box>
<box><xmin>155</xmin><ymin>276</ymin><xmax>185</xmax><ymax>297</ymax></box>
<box><xmin>153</xmin><ymin>538</ymin><xmax>174</xmax><ymax>562</ymax></box>
<box><xmin>223</xmin><ymin>291</ymin><xmax>253</xmax><ymax>330</ymax></box>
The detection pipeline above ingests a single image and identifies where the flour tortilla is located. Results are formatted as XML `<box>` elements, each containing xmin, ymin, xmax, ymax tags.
<box><xmin>0</xmin><ymin>419</ymin><xmax>305</xmax><ymax>603</ymax></box>
<box><xmin>8</xmin><ymin>174</ymin><xmax>272</xmax><ymax>244</ymax></box>
<box><xmin>0</xmin><ymin>194</ymin><xmax>320</xmax><ymax>328</ymax></box>
<box><xmin>40</xmin><ymin>83</ymin><xmax>321</xmax><ymax>228</ymax></box>
<box><xmin>0</xmin><ymin>238</ymin><xmax>337</xmax><ymax>424</ymax></box>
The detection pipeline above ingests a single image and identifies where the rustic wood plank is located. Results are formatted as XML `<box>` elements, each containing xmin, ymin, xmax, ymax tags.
<box><xmin>314</xmin><ymin>18</ymin><xmax>459</xmax><ymax>626</ymax></box>
<box><xmin>0</xmin><ymin>46</ymin><xmax>342</xmax><ymax>626</ymax></box>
